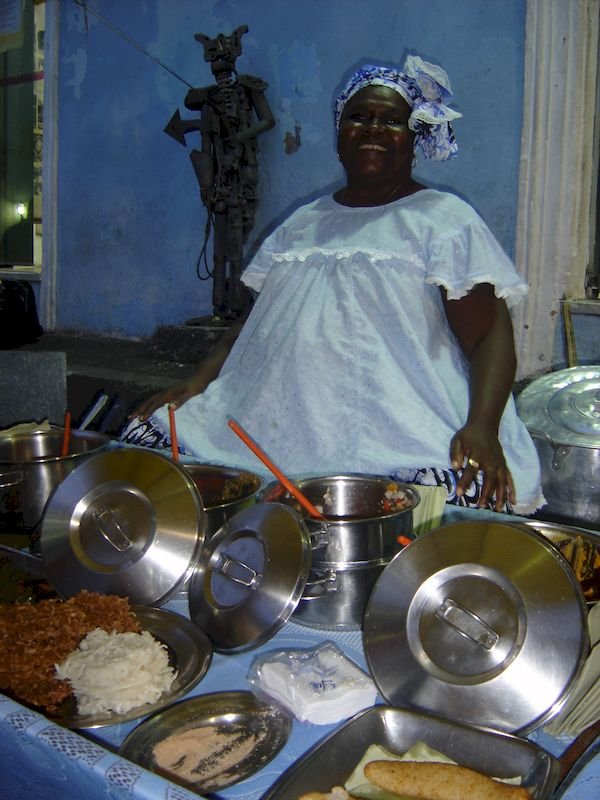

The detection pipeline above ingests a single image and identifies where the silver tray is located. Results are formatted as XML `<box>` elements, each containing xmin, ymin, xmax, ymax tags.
<box><xmin>50</xmin><ymin>606</ymin><xmax>212</xmax><ymax>729</ymax></box>
<box><xmin>119</xmin><ymin>690</ymin><xmax>292</xmax><ymax>794</ymax></box>
<box><xmin>262</xmin><ymin>706</ymin><xmax>560</xmax><ymax>800</ymax></box>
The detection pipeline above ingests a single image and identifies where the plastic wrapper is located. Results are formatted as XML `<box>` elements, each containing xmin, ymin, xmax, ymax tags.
<box><xmin>247</xmin><ymin>641</ymin><xmax>378</xmax><ymax>725</ymax></box>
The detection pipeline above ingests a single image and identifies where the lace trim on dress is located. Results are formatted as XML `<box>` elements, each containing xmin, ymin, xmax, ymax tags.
<box><xmin>271</xmin><ymin>247</ymin><xmax>424</xmax><ymax>266</ymax></box>
<box><xmin>425</xmin><ymin>275</ymin><xmax>528</xmax><ymax>308</ymax></box>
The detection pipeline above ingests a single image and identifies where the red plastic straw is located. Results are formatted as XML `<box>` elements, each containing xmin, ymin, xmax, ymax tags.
<box><xmin>228</xmin><ymin>418</ymin><xmax>326</xmax><ymax>520</ymax></box>
<box><xmin>61</xmin><ymin>411</ymin><xmax>71</xmax><ymax>457</ymax></box>
<box><xmin>168</xmin><ymin>404</ymin><xmax>179</xmax><ymax>462</ymax></box>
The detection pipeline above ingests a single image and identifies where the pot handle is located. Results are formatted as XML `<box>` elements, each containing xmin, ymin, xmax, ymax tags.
<box><xmin>214</xmin><ymin>552</ymin><xmax>261</xmax><ymax>589</ymax></box>
<box><xmin>309</xmin><ymin>522</ymin><xmax>330</xmax><ymax>551</ymax></box>
<box><xmin>435</xmin><ymin>597</ymin><xmax>499</xmax><ymax>650</ymax></box>
<box><xmin>0</xmin><ymin>470</ymin><xmax>24</xmax><ymax>489</ymax></box>
<box><xmin>302</xmin><ymin>569</ymin><xmax>337</xmax><ymax>599</ymax></box>
<box><xmin>530</xmin><ymin>428</ymin><xmax>572</xmax><ymax>470</ymax></box>
<box><xmin>0</xmin><ymin>543</ymin><xmax>46</xmax><ymax>577</ymax></box>
<box><xmin>92</xmin><ymin>506</ymin><xmax>133</xmax><ymax>552</ymax></box>
<box><xmin>529</xmin><ymin>427</ymin><xmax>557</xmax><ymax>447</ymax></box>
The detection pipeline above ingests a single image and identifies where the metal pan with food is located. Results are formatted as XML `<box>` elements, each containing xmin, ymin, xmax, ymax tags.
<box><xmin>262</xmin><ymin>705</ymin><xmax>559</xmax><ymax>800</ymax></box>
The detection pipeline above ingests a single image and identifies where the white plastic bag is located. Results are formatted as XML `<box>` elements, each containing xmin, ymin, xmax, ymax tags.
<box><xmin>247</xmin><ymin>641</ymin><xmax>378</xmax><ymax>725</ymax></box>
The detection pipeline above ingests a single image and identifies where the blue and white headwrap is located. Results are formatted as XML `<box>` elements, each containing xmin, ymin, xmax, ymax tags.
<box><xmin>334</xmin><ymin>55</ymin><xmax>462</xmax><ymax>161</ymax></box>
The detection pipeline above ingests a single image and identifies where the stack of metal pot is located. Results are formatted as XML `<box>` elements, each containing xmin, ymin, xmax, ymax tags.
<box><xmin>262</xmin><ymin>474</ymin><xmax>420</xmax><ymax>630</ymax></box>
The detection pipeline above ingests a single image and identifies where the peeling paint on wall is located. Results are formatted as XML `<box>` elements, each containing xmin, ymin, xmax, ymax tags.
<box><xmin>284</xmin><ymin>124</ymin><xmax>301</xmax><ymax>154</ymax></box>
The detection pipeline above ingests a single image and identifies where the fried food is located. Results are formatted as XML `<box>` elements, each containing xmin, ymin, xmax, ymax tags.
<box><xmin>298</xmin><ymin>790</ymin><xmax>352</xmax><ymax>800</ymax></box>
<box><xmin>363</xmin><ymin>760</ymin><xmax>530</xmax><ymax>800</ymax></box>
<box><xmin>0</xmin><ymin>590</ymin><xmax>141</xmax><ymax>712</ymax></box>
<box><xmin>548</xmin><ymin>532</ymin><xmax>600</xmax><ymax>599</ymax></box>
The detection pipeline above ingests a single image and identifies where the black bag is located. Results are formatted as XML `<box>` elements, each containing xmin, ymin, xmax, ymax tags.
<box><xmin>0</xmin><ymin>280</ymin><xmax>44</xmax><ymax>349</ymax></box>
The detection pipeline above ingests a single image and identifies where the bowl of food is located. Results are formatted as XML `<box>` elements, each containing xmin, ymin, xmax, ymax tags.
<box><xmin>182</xmin><ymin>463</ymin><xmax>264</xmax><ymax>537</ymax></box>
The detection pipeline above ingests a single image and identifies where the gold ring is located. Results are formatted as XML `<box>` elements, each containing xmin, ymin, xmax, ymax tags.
<box><xmin>467</xmin><ymin>457</ymin><xmax>480</xmax><ymax>470</ymax></box>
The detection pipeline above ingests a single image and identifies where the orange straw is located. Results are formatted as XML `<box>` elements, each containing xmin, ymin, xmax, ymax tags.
<box><xmin>61</xmin><ymin>411</ymin><xmax>71</xmax><ymax>457</ymax></box>
<box><xmin>228</xmin><ymin>418</ymin><xmax>326</xmax><ymax>520</ymax></box>
<box><xmin>168</xmin><ymin>404</ymin><xmax>179</xmax><ymax>461</ymax></box>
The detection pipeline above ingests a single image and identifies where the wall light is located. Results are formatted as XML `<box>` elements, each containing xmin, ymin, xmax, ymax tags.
<box><xmin>16</xmin><ymin>202</ymin><xmax>27</xmax><ymax>219</ymax></box>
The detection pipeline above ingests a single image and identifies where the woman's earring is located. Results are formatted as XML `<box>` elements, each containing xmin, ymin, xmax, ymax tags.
<box><xmin>337</xmin><ymin>153</ymin><xmax>341</xmax><ymax>161</ymax></box>
<box><xmin>411</xmin><ymin>155</ymin><xmax>417</xmax><ymax>168</ymax></box>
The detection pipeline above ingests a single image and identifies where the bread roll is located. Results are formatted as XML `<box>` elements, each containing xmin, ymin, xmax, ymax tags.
<box><xmin>297</xmin><ymin>789</ymin><xmax>352</xmax><ymax>800</ymax></box>
<box><xmin>364</xmin><ymin>760</ymin><xmax>530</xmax><ymax>800</ymax></box>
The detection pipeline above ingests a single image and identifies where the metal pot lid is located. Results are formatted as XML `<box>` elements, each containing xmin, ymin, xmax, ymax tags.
<box><xmin>40</xmin><ymin>448</ymin><xmax>205</xmax><ymax>606</ymax></box>
<box><xmin>516</xmin><ymin>366</ymin><xmax>600</xmax><ymax>448</ymax></box>
<box><xmin>188</xmin><ymin>502</ymin><xmax>312</xmax><ymax>653</ymax></box>
<box><xmin>363</xmin><ymin>521</ymin><xmax>589</xmax><ymax>734</ymax></box>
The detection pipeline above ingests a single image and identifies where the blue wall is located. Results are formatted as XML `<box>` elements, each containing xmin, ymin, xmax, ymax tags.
<box><xmin>55</xmin><ymin>0</ymin><xmax>526</xmax><ymax>338</ymax></box>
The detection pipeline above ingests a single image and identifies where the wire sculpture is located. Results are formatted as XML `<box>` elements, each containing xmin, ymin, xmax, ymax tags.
<box><xmin>165</xmin><ymin>25</ymin><xmax>275</xmax><ymax>319</ymax></box>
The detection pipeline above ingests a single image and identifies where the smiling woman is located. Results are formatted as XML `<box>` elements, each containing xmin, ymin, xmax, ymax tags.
<box><xmin>121</xmin><ymin>54</ymin><xmax>545</xmax><ymax>517</ymax></box>
<box><xmin>335</xmin><ymin>86</ymin><xmax>418</xmax><ymax>207</ymax></box>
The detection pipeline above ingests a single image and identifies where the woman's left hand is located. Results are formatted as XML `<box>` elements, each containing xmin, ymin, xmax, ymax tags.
<box><xmin>450</xmin><ymin>421</ymin><xmax>516</xmax><ymax>511</ymax></box>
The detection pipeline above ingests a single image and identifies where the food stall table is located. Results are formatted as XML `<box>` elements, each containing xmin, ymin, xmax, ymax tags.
<box><xmin>1</xmin><ymin>507</ymin><xmax>599</xmax><ymax>800</ymax></box>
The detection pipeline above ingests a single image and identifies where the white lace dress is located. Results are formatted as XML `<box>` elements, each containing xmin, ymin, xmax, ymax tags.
<box><xmin>146</xmin><ymin>189</ymin><xmax>544</xmax><ymax>514</ymax></box>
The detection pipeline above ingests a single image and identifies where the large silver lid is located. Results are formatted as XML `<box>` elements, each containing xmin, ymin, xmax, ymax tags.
<box><xmin>363</xmin><ymin>521</ymin><xmax>589</xmax><ymax>734</ymax></box>
<box><xmin>41</xmin><ymin>448</ymin><xmax>205</xmax><ymax>606</ymax></box>
<box><xmin>516</xmin><ymin>366</ymin><xmax>600</xmax><ymax>448</ymax></box>
<box><xmin>188</xmin><ymin>502</ymin><xmax>312</xmax><ymax>653</ymax></box>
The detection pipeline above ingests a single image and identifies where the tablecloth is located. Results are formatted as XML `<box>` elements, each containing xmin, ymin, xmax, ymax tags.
<box><xmin>2</xmin><ymin>507</ymin><xmax>599</xmax><ymax>800</ymax></box>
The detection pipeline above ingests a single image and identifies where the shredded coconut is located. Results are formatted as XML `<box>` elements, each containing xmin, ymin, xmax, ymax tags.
<box><xmin>55</xmin><ymin>628</ymin><xmax>176</xmax><ymax>715</ymax></box>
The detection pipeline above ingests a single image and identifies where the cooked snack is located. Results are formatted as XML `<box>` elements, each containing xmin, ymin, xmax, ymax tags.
<box><xmin>548</xmin><ymin>532</ymin><xmax>600</xmax><ymax>599</ymax></box>
<box><xmin>0</xmin><ymin>590</ymin><xmax>141</xmax><ymax>712</ymax></box>
<box><xmin>363</xmin><ymin>761</ymin><xmax>530</xmax><ymax>800</ymax></box>
<box><xmin>298</xmin><ymin>790</ymin><xmax>352</xmax><ymax>800</ymax></box>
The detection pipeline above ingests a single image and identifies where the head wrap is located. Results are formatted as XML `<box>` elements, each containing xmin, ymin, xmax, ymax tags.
<box><xmin>334</xmin><ymin>55</ymin><xmax>462</xmax><ymax>161</ymax></box>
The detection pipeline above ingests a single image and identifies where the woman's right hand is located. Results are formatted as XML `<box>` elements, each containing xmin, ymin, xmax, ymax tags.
<box><xmin>131</xmin><ymin>315</ymin><xmax>247</xmax><ymax>421</ymax></box>
<box><xmin>131</xmin><ymin>373</ymin><xmax>209</xmax><ymax>421</ymax></box>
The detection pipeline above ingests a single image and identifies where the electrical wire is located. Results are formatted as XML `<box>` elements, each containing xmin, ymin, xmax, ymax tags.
<box><xmin>73</xmin><ymin>0</ymin><xmax>195</xmax><ymax>88</ymax></box>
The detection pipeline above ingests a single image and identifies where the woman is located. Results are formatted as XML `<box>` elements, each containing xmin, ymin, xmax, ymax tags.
<box><xmin>123</xmin><ymin>56</ymin><xmax>544</xmax><ymax>515</ymax></box>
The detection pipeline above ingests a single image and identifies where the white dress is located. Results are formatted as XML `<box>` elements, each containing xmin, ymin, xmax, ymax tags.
<box><xmin>151</xmin><ymin>189</ymin><xmax>544</xmax><ymax>514</ymax></box>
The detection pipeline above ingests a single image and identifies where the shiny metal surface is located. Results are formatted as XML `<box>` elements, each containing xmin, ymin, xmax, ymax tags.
<box><xmin>262</xmin><ymin>706</ymin><xmax>560</xmax><ymax>800</ymax></box>
<box><xmin>363</xmin><ymin>521</ymin><xmax>589</xmax><ymax>734</ymax></box>
<box><xmin>528</xmin><ymin>434</ymin><xmax>599</xmax><ymax>527</ymax></box>
<box><xmin>189</xmin><ymin>502</ymin><xmax>312</xmax><ymax>653</ymax></box>
<box><xmin>516</xmin><ymin>367</ymin><xmax>600</xmax><ymax>527</ymax></box>
<box><xmin>0</xmin><ymin>429</ymin><xmax>109</xmax><ymax>533</ymax></box>
<box><xmin>517</xmin><ymin>367</ymin><xmax>600</xmax><ymax>447</ymax></box>
<box><xmin>51</xmin><ymin>605</ymin><xmax>212</xmax><ymax>730</ymax></box>
<box><xmin>40</xmin><ymin>448</ymin><xmax>205</xmax><ymax>605</ymax></box>
<box><xmin>294</xmin><ymin>559</ymin><xmax>387</xmax><ymax>631</ymax></box>
<box><xmin>262</xmin><ymin>474</ymin><xmax>420</xmax><ymax>563</ymax></box>
<box><xmin>181</xmin><ymin>463</ymin><xmax>264</xmax><ymax>537</ymax></box>
<box><xmin>120</xmin><ymin>690</ymin><xmax>292</xmax><ymax>794</ymax></box>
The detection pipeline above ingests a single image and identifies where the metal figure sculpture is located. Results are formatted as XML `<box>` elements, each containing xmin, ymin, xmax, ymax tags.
<box><xmin>165</xmin><ymin>25</ymin><xmax>275</xmax><ymax>319</ymax></box>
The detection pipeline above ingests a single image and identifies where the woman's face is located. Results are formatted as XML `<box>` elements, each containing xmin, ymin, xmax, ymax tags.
<box><xmin>337</xmin><ymin>85</ymin><xmax>414</xmax><ymax>184</ymax></box>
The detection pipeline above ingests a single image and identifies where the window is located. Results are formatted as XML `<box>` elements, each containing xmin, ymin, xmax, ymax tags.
<box><xmin>0</xmin><ymin>0</ymin><xmax>44</xmax><ymax>272</ymax></box>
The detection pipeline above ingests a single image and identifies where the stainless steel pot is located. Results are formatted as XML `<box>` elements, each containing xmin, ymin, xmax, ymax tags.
<box><xmin>528</xmin><ymin>433</ymin><xmax>599</xmax><ymax>527</ymax></box>
<box><xmin>260</xmin><ymin>475</ymin><xmax>420</xmax><ymax>630</ymax></box>
<box><xmin>0</xmin><ymin>428</ymin><xmax>110</xmax><ymax>533</ymax></box>
<box><xmin>182</xmin><ymin>463</ymin><xmax>264</xmax><ymax>537</ymax></box>
<box><xmin>294</xmin><ymin>558</ymin><xmax>388</xmax><ymax>630</ymax></box>
<box><xmin>516</xmin><ymin>367</ymin><xmax>600</xmax><ymax>528</ymax></box>
<box><xmin>261</xmin><ymin>474</ymin><xmax>420</xmax><ymax>563</ymax></box>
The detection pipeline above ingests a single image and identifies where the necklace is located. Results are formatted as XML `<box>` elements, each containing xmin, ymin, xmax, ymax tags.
<box><xmin>339</xmin><ymin>178</ymin><xmax>415</xmax><ymax>207</ymax></box>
